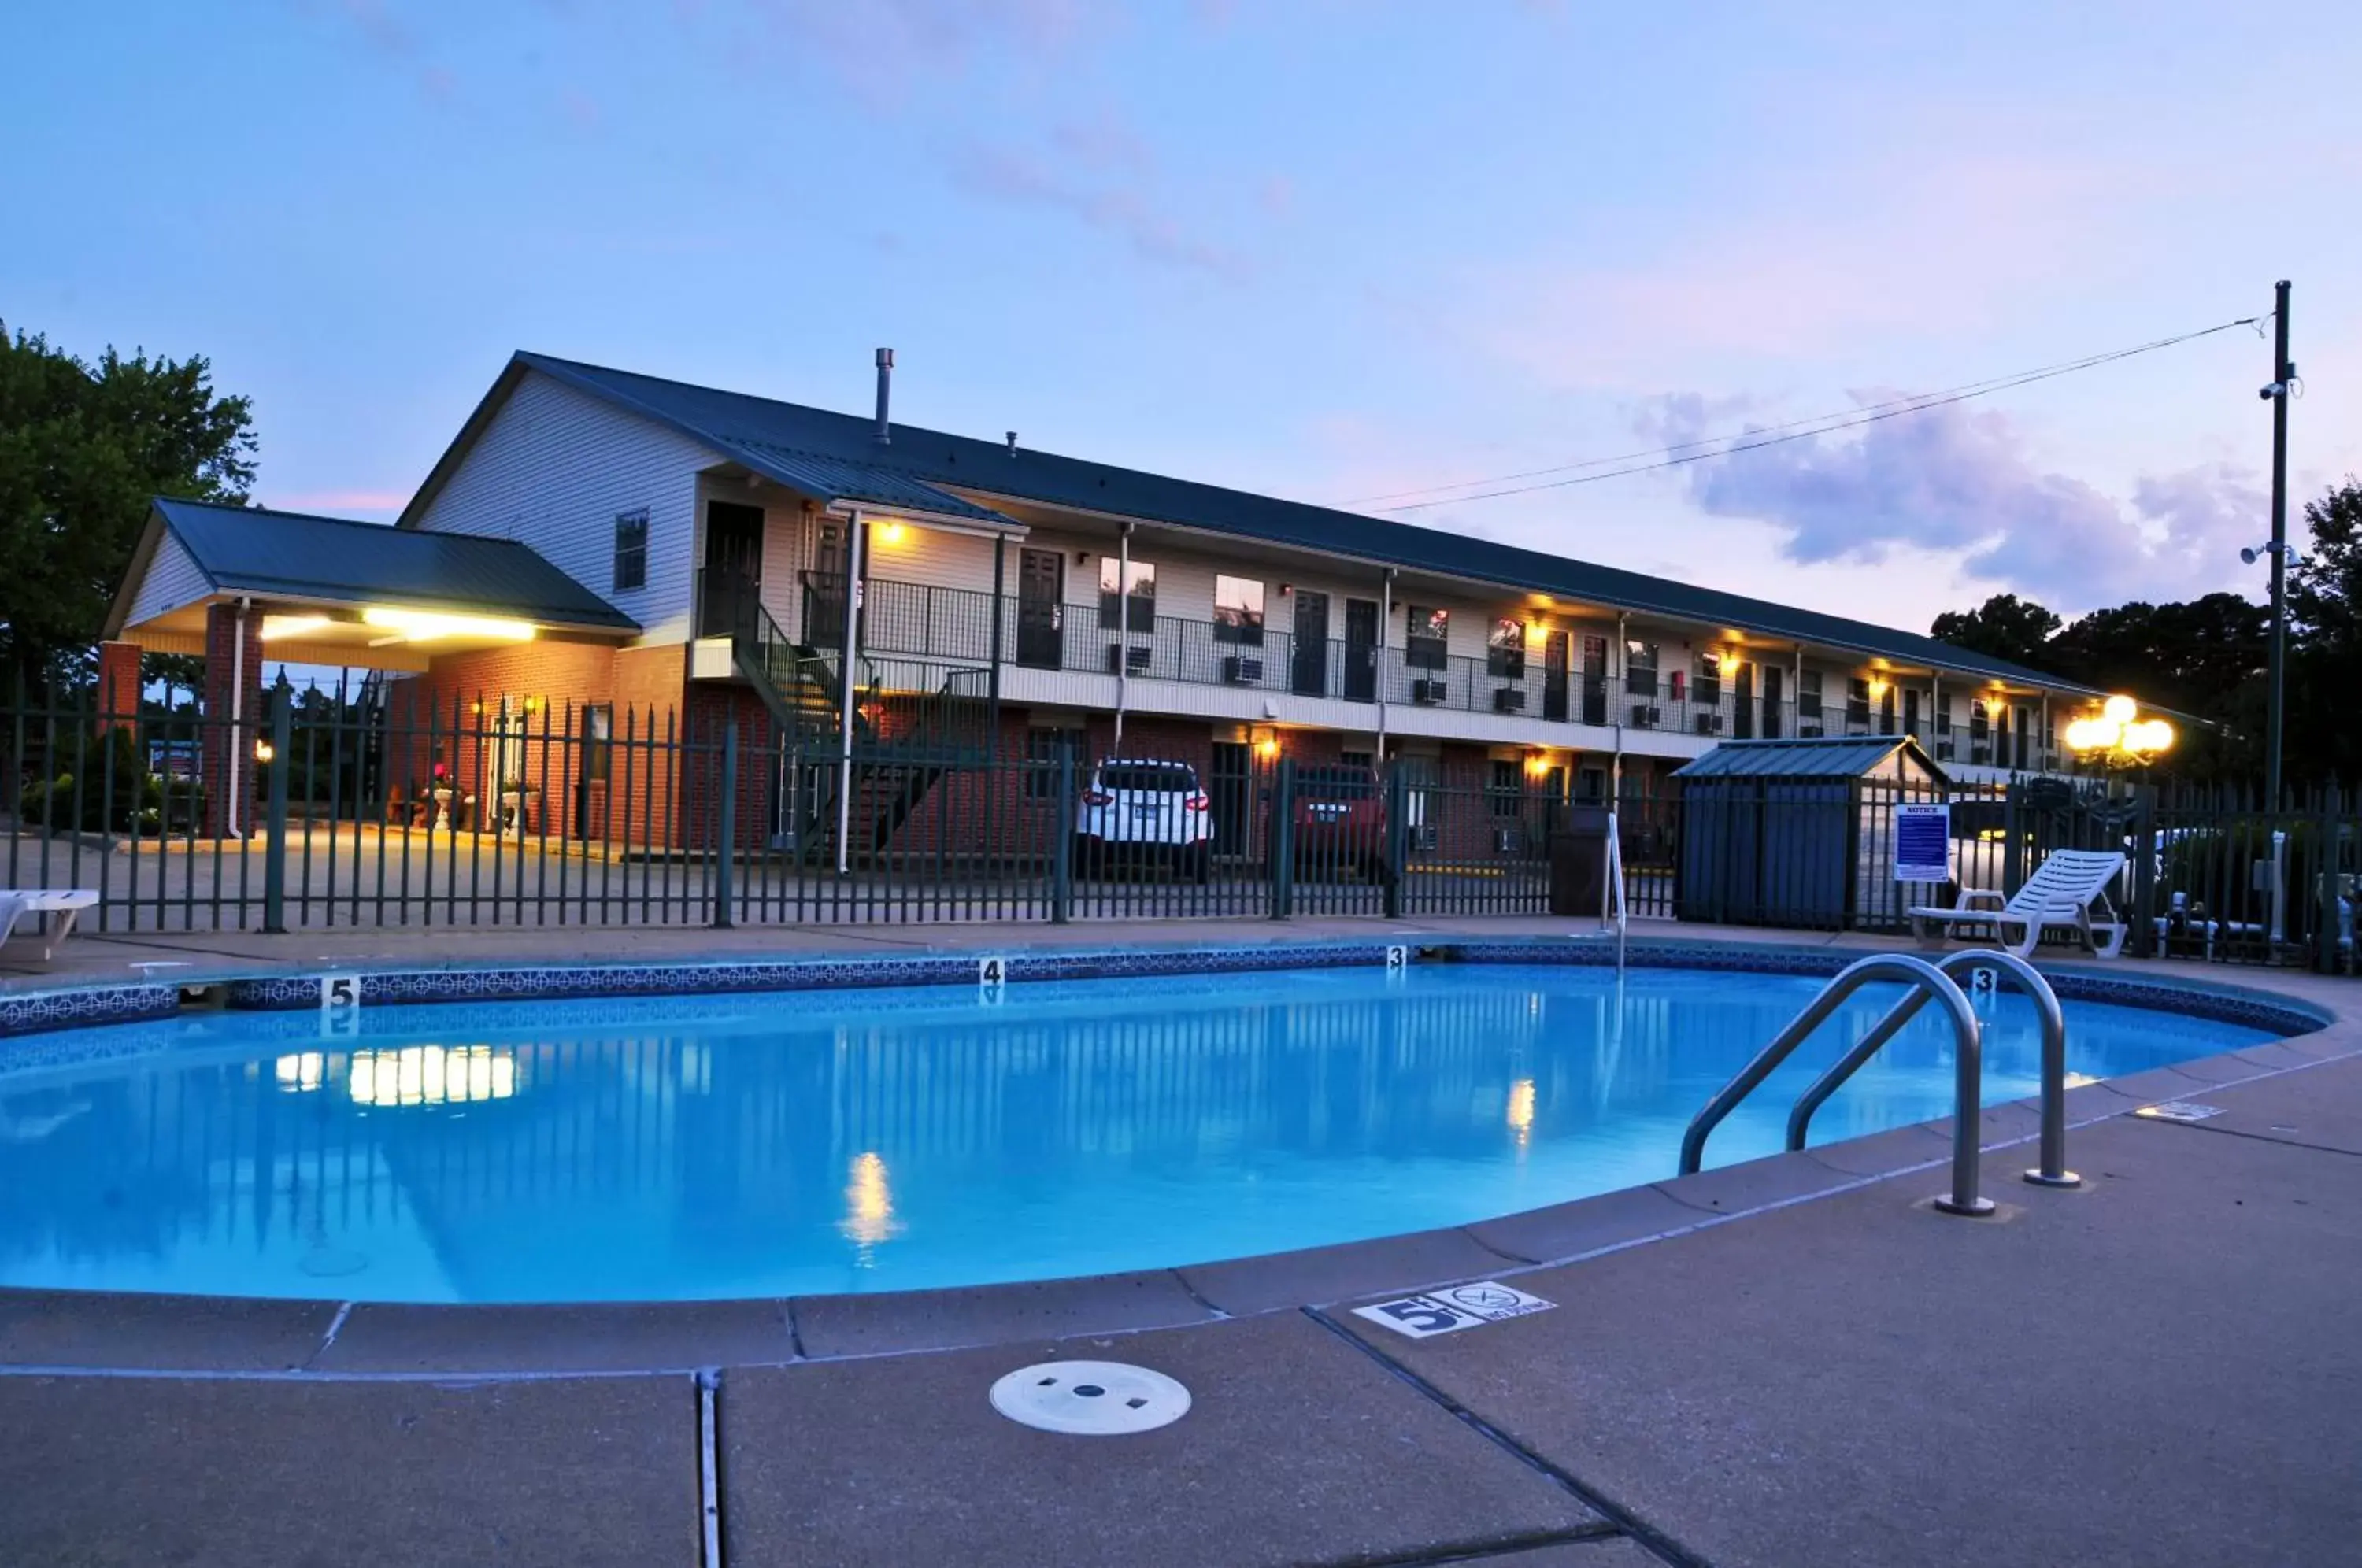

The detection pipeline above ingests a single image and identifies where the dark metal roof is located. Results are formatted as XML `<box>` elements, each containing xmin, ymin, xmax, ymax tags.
<box><xmin>1672</xmin><ymin>735</ymin><xmax>1949</xmax><ymax>783</ymax></box>
<box><xmin>726</xmin><ymin>441</ymin><xmax>1017</xmax><ymax>527</ymax></box>
<box><xmin>471</xmin><ymin>351</ymin><xmax>2088</xmax><ymax>693</ymax></box>
<box><xmin>150</xmin><ymin>498</ymin><xmax>639</xmax><ymax>632</ymax></box>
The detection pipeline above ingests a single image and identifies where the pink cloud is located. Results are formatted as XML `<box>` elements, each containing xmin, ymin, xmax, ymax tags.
<box><xmin>724</xmin><ymin>0</ymin><xmax>1095</xmax><ymax>106</ymax></box>
<box><xmin>1458</xmin><ymin>150</ymin><xmax>2144</xmax><ymax>390</ymax></box>
<box><xmin>949</xmin><ymin>140</ymin><xmax>1243</xmax><ymax>276</ymax></box>
<box><xmin>270</xmin><ymin>489</ymin><xmax>413</xmax><ymax>517</ymax></box>
<box><xmin>1658</xmin><ymin>393</ymin><xmax>2266</xmax><ymax>610</ymax></box>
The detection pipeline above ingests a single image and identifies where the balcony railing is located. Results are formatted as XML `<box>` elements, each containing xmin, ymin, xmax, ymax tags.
<box><xmin>810</xmin><ymin>574</ymin><xmax>2068</xmax><ymax>763</ymax></box>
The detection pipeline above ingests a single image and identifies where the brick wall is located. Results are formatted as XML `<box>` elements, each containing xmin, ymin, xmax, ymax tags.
<box><xmin>98</xmin><ymin>641</ymin><xmax>141</xmax><ymax>730</ymax></box>
<box><xmin>199</xmin><ymin>603</ymin><xmax>264</xmax><ymax>838</ymax></box>
<box><xmin>385</xmin><ymin>639</ymin><xmax>694</xmax><ymax>848</ymax></box>
<box><xmin>679</xmin><ymin>683</ymin><xmax>776</xmax><ymax>851</ymax></box>
<box><xmin>883</xmin><ymin>708</ymin><xmax>1067</xmax><ymax>862</ymax></box>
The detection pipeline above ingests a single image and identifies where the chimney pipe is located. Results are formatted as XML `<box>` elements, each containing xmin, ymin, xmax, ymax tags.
<box><xmin>1005</xmin><ymin>431</ymin><xmax>1018</xmax><ymax>457</ymax></box>
<box><xmin>872</xmin><ymin>348</ymin><xmax>894</xmax><ymax>445</ymax></box>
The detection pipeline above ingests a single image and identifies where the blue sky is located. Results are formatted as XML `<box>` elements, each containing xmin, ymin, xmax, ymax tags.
<box><xmin>8</xmin><ymin>1</ymin><xmax>2359</xmax><ymax>631</ymax></box>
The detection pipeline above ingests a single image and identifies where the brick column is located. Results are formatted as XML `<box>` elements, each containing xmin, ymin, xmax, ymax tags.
<box><xmin>199</xmin><ymin>602</ymin><xmax>264</xmax><ymax>838</ymax></box>
<box><xmin>96</xmin><ymin>641</ymin><xmax>142</xmax><ymax>731</ymax></box>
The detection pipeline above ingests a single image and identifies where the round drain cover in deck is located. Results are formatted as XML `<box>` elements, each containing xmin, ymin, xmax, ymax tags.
<box><xmin>988</xmin><ymin>1360</ymin><xmax>1191</xmax><ymax>1435</ymax></box>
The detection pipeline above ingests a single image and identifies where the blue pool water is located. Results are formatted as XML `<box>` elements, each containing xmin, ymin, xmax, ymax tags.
<box><xmin>0</xmin><ymin>966</ymin><xmax>2279</xmax><ymax>1302</ymax></box>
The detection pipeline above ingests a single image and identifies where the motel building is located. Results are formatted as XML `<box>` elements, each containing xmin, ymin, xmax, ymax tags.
<box><xmin>102</xmin><ymin>351</ymin><xmax>2108</xmax><ymax>856</ymax></box>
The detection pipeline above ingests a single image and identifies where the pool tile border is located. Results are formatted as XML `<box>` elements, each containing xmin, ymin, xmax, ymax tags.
<box><xmin>0</xmin><ymin>936</ymin><xmax>2330</xmax><ymax>1052</ymax></box>
<box><xmin>0</xmin><ymin>983</ymin><xmax>179</xmax><ymax>1047</ymax></box>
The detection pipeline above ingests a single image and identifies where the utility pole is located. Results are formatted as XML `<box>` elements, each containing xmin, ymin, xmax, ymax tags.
<box><xmin>2264</xmin><ymin>279</ymin><xmax>2293</xmax><ymax>805</ymax></box>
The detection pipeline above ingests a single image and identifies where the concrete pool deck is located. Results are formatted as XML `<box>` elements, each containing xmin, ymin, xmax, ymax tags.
<box><xmin>1</xmin><ymin>920</ymin><xmax>2356</xmax><ymax>1565</ymax></box>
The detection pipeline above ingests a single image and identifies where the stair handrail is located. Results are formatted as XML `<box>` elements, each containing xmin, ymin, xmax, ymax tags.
<box><xmin>1786</xmin><ymin>949</ymin><xmax>2080</xmax><ymax>1189</ymax></box>
<box><xmin>1677</xmin><ymin>953</ymin><xmax>1994</xmax><ymax>1217</ymax></box>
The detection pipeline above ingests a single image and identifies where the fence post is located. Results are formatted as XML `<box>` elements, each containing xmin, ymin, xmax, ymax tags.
<box><xmin>1050</xmin><ymin>738</ymin><xmax>1074</xmax><ymax>924</ymax></box>
<box><xmin>1383</xmin><ymin>764</ymin><xmax>1407</xmax><ymax>919</ymax></box>
<box><xmin>2317</xmin><ymin>782</ymin><xmax>2341</xmax><ymax>975</ymax></box>
<box><xmin>2001</xmin><ymin>783</ymin><xmax>2023</xmax><ymax>897</ymax></box>
<box><xmin>1270</xmin><ymin>757</ymin><xmax>1296</xmax><ymax>921</ymax></box>
<box><xmin>2129</xmin><ymin>782</ymin><xmax>2157</xmax><ymax>959</ymax></box>
<box><xmin>713</xmin><ymin>721</ymin><xmax>739</xmax><ymax>929</ymax></box>
<box><xmin>261</xmin><ymin>686</ymin><xmax>292</xmax><ymax>934</ymax></box>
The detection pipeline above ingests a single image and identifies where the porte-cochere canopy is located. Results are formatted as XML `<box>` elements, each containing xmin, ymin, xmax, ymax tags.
<box><xmin>105</xmin><ymin>497</ymin><xmax>639</xmax><ymax>671</ymax></box>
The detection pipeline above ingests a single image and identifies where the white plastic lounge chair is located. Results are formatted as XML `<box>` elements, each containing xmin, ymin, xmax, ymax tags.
<box><xmin>1908</xmin><ymin>849</ymin><xmax>2128</xmax><ymax>958</ymax></box>
<box><xmin>0</xmin><ymin>889</ymin><xmax>100</xmax><ymax>962</ymax></box>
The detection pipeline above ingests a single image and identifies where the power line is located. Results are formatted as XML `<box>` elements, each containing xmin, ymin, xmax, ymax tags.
<box><xmin>1358</xmin><ymin>314</ymin><xmax>2266</xmax><ymax>514</ymax></box>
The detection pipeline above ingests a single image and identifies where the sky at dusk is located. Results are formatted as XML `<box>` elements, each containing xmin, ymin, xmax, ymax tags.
<box><xmin>7</xmin><ymin>2</ymin><xmax>2360</xmax><ymax>634</ymax></box>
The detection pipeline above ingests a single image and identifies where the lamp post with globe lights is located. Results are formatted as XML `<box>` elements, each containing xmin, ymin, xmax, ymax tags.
<box><xmin>2063</xmin><ymin>695</ymin><xmax>2175</xmax><ymax>773</ymax></box>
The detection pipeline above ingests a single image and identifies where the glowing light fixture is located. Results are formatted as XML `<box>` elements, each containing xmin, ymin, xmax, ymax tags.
<box><xmin>1716</xmin><ymin>648</ymin><xmax>1742</xmax><ymax>679</ymax></box>
<box><xmin>260</xmin><ymin>614</ymin><xmax>331</xmax><ymax>642</ymax></box>
<box><xmin>1252</xmin><ymin>728</ymin><xmax>1281</xmax><ymax>761</ymax></box>
<box><xmin>253</xmin><ymin>739</ymin><xmax>275</xmax><ymax>764</ymax></box>
<box><xmin>876</xmin><ymin>520</ymin><xmax>908</xmax><ymax>545</ymax></box>
<box><xmin>1523</xmin><ymin>749</ymin><xmax>1552</xmax><ymax>779</ymax></box>
<box><xmin>1866</xmin><ymin>673</ymin><xmax>1890</xmax><ymax>699</ymax></box>
<box><xmin>361</xmin><ymin>607</ymin><xmax>535</xmax><ymax>644</ymax></box>
<box><xmin>2064</xmin><ymin>695</ymin><xmax>2175</xmax><ymax>766</ymax></box>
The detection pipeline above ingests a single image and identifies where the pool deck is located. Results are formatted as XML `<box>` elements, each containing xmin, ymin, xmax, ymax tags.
<box><xmin>2</xmin><ymin>918</ymin><xmax>2358</xmax><ymax>1566</ymax></box>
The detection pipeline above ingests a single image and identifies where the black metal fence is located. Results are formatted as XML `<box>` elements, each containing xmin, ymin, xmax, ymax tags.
<box><xmin>0</xmin><ymin>685</ymin><xmax>1598</xmax><ymax>934</ymax></box>
<box><xmin>2</xmin><ymin>682</ymin><xmax>2352</xmax><ymax>972</ymax></box>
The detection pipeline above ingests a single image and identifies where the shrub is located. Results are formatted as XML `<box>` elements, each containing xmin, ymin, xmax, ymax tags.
<box><xmin>14</xmin><ymin>728</ymin><xmax>199</xmax><ymax>833</ymax></box>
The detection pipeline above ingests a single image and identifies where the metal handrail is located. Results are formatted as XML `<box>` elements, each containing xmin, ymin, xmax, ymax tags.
<box><xmin>1786</xmin><ymin>949</ymin><xmax>2080</xmax><ymax>1189</ymax></box>
<box><xmin>1678</xmin><ymin>953</ymin><xmax>1994</xmax><ymax>1217</ymax></box>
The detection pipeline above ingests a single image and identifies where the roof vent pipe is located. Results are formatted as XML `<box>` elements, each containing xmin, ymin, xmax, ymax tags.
<box><xmin>872</xmin><ymin>348</ymin><xmax>894</xmax><ymax>445</ymax></box>
<box><xmin>1006</xmin><ymin>431</ymin><xmax>1018</xmax><ymax>457</ymax></box>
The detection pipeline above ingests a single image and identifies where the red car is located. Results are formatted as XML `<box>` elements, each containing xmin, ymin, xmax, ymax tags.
<box><xmin>1290</xmin><ymin>764</ymin><xmax>1390</xmax><ymax>882</ymax></box>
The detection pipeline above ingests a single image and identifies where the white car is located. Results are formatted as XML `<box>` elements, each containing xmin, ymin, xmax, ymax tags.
<box><xmin>1074</xmin><ymin>759</ymin><xmax>1213</xmax><ymax>880</ymax></box>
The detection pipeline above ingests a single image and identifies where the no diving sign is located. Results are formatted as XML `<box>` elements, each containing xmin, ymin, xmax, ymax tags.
<box><xmin>1351</xmin><ymin>1281</ymin><xmax>1557</xmax><ymax>1339</ymax></box>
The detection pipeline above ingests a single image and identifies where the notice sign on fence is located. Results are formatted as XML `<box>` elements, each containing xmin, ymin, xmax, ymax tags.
<box><xmin>1894</xmin><ymin>803</ymin><xmax>1951</xmax><ymax>882</ymax></box>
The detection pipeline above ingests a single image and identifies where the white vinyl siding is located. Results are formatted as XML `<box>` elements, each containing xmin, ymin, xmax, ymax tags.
<box><xmin>409</xmin><ymin>372</ymin><xmax>718</xmax><ymax>643</ymax></box>
<box><xmin>125</xmin><ymin>531</ymin><xmax>213</xmax><ymax>628</ymax></box>
<box><xmin>867</xmin><ymin>521</ymin><xmax>1001</xmax><ymax>596</ymax></box>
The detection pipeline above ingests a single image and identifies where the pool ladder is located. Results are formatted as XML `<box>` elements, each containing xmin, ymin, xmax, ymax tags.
<box><xmin>1678</xmin><ymin>950</ymin><xmax>2082</xmax><ymax>1217</ymax></box>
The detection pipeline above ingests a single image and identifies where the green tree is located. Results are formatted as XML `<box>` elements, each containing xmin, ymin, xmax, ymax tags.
<box><xmin>2046</xmin><ymin>594</ymin><xmax>2266</xmax><ymax>711</ymax></box>
<box><xmin>1930</xmin><ymin>593</ymin><xmax>2064</xmax><ymax>672</ymax></box>
<box><xmin>2045</xmin><ymin>595</ymin><xmax>2267</xmax><ymax>782</ymax></box>
<box><xmin>2286</xmin><ymin>477</ymin><xmax>2362</xmax><ymax>785</ymax></box>
<box><xmin>0</xmin><ymin>324</ymin><xmax>257</xmax><ymax>687</ymax></box>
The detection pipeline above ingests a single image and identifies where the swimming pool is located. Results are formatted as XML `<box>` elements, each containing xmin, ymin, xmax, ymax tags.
<box><xmin>0</xmin><ymin>962</ymin><xmax>2286</xmax><ymax>1302</ymax></box>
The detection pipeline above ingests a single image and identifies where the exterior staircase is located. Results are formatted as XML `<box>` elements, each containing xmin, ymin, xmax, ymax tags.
<box><xmin>700</xmin><ymin>570</ymin><xmax>990</xmax><ymax>864</ymax></box>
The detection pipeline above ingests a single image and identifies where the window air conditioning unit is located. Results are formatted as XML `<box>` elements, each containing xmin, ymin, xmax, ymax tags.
<box><xmin>1629</xmin><ymin>704</ymin><xmax>1660</xmax><ymax>729</ymax></box>
<box><xmin>1222</xmin><ymin>656</ymin><xmax>1264</xmax><ymax>684</ymax></box>
<box><xmin>1694</xmin><ymin>712</ymin><xmax>1723</xmax><ymax>735</ymax></box>
<box><xmin>1411</xmin><ymin>679</ymin><xmax>1449</xmax><ymax>704</ymax></box>
<box><xmin>1492</xmin><ymin>686</ymin><xmax>1527</xmax><ymax>713</ymax></box>
<box><xmin>1105</xmin><ymin>643</ymin><xmax>1152</xmax><ymax>675</ymax></box>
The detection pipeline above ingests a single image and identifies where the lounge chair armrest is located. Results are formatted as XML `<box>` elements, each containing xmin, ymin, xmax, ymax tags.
<box><xmin>1955</xmin><ymin>889</ymin><xmax>2006</xmax><ymax>912</ymax></box>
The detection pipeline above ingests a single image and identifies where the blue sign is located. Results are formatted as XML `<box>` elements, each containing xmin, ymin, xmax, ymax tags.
<box><xmin>1894</xmin><ymin>803</ymin><xmax>1951</xmax><ymax>882</ymax></box>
